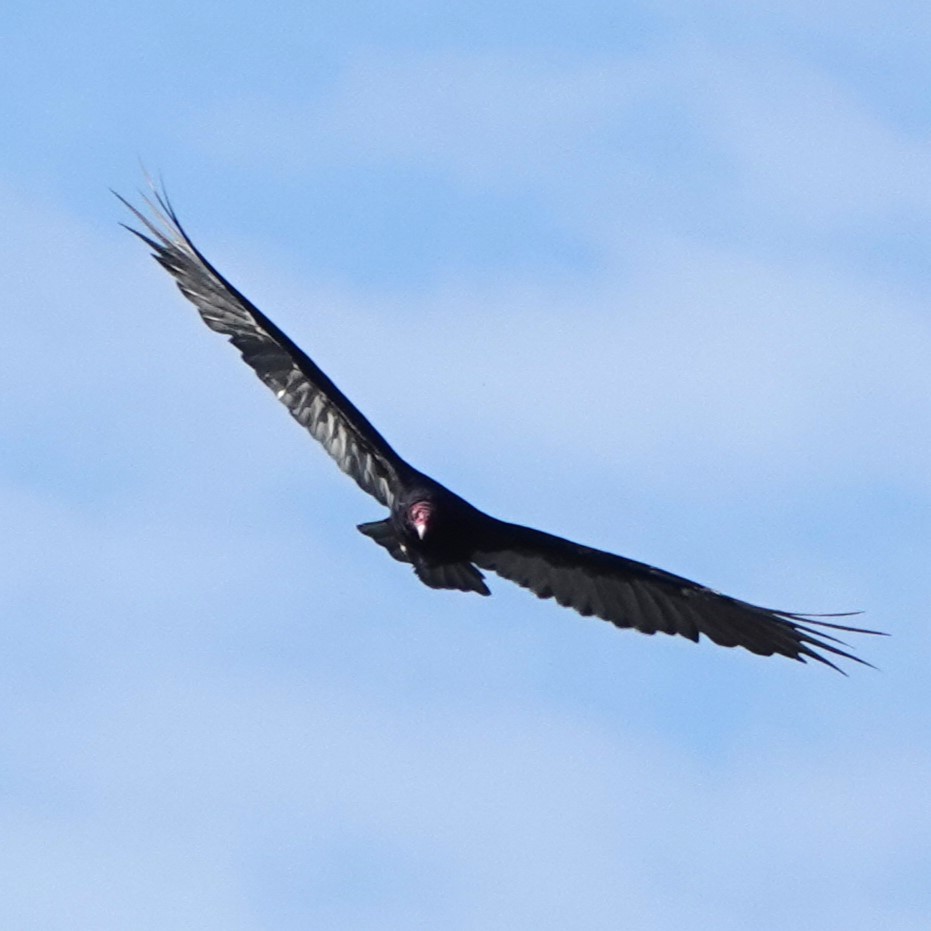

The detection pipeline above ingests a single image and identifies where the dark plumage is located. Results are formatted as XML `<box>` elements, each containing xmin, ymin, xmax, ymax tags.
<box><xmin>119</xmin><ymin>186</ymin><xmax>884</xmax><ymax>672</ymax></box>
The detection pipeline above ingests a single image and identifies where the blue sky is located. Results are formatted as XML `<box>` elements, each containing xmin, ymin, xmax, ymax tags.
<box><xmin>2</xmin><ymin>2</ymin><xmax>930</xmax><ymax>927</ymax></box>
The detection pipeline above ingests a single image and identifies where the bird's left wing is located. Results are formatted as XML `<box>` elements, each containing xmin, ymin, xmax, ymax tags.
<box><xmin>118</xmin><ymin>188</ymin><xmax>408</xmax><ymax>508</ymax></box>
<box><xmin>471</xmin><ymin>518</ymin><xmax>881</xmax><ymax>671</ymax></box>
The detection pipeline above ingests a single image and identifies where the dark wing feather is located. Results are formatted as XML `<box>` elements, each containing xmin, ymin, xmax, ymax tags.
<box><xmin>118</xmin><ymin>188</ymin><xmax>408</xmax><ymax>508</ymax></box>
<box><xmin>471</xmin><ymin>519</ymin><xmax>882</xmax><ymax>672</ymax></box>
<box><xmin>413</xmin><ymin>560</ymin><xmax>491</xmax><ymax>596</ymax></box>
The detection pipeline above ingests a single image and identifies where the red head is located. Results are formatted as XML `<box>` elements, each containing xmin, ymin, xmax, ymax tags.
<box><xmin>408</xmin><ymin>500</ymin><xmax>434</xmax><ymax>540</ymax></box>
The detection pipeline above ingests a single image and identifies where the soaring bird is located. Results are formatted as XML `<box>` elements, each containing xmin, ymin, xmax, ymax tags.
<box><xmin>119</xmin><ymin>187</ymin><xmax>881</xmax><ymax>672</ymax></box>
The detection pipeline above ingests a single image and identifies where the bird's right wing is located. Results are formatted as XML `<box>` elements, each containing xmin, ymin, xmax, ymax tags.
<box><xmin>471</xmin><ymin>518</ymin><xmax>882</xmax><ymax>671</ymax></box>
<box><xmin>119</xmin><ymin>187</ymin><xmax>409</xmax><ymax>509</ymax></box>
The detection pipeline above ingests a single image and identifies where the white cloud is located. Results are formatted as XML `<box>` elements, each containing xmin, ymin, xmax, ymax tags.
<box><xmin>1</xmin><ymin>668</ymin><xmax>925</xmax><ymax>929</ymax></box>
<box><xmin>188</xmin><ymin>52</ymin><xmax>652</xmax><ymax>188</ymax></box>
<box><xmin>189</xmin><ymin>39</ymin><xmax>931</xmax><ymax>242</ymax></box>
<box><xmin>683</xmin><ymin>47</ymin><xmax>931</xmax><ymax>224</ymax></box>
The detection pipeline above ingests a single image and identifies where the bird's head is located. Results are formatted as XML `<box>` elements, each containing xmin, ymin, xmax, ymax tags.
<box><xmin>407</xmin><ymin>499</ymin><xmax>434</xmax><ymax>541</ymax></box>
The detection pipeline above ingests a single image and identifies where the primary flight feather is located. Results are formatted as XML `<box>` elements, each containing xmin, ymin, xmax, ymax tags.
<box><xmin>119</xmin><ymin>186</ymin><xmax>882</xmax><ymax>672</ymax></box>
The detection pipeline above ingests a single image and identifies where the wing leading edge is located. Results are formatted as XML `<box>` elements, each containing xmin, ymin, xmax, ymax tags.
<box><xmin>472</xmin><ymin>519</ymin><xmax>881</xmax><ymax>672</ymax></box>
<box><xmin>118</xmin><ymin>188</ymin><xmax>409</xmax><ymax>509</ymax></box>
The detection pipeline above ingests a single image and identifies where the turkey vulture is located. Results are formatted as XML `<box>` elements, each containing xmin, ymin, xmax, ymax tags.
<box><xmin>119</xmin><ymin>186</ymin><xmax>882</xmax><ymax>672</ymax></box>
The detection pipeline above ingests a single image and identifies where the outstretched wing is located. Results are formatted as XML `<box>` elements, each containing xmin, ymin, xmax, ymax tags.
<box><xmin>471</xmin><ymin>519</ymin><xmax>882</xmax><ymax>671</ymax></box>
<box><xmin>118</xmin><ymin>187</ymin><xmax>408</xmax><ymax>508</ymax></box>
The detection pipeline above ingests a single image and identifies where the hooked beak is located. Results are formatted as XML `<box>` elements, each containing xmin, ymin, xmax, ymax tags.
<box><xmin>409</xmin><ymin>500</ymin><xmax>432</xmax><ymax>541</ymax></box>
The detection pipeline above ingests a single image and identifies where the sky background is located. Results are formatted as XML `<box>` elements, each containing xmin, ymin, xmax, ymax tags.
<box><xmin>2</xmin><ymin>2</ymin><xmax>930</xmax><ymax>928</ymax></box>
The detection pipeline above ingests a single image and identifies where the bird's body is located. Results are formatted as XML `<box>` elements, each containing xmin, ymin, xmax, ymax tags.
<box><xmin>120</xmin><ymin>187</ymin><xmax>882</xmax><ymax>672</ymax></box>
